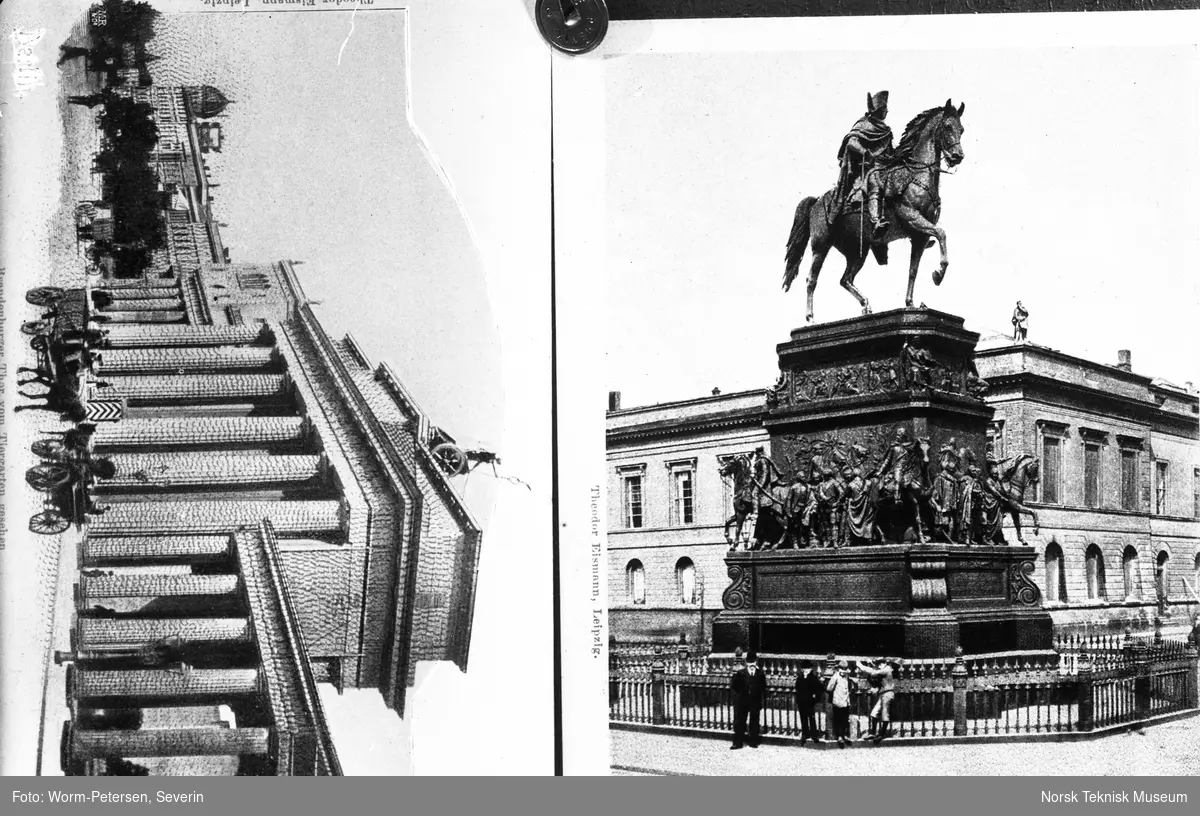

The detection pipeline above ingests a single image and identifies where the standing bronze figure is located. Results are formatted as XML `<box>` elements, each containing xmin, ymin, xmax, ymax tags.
<box><xmin>783</xmin><ymin>98</ymin><xmax>966</xmax><ymax>322</ymax></box>
<box><xmin>1012</xmin><ymin>301</ymin><xmax>1029</xmax><ymax>341</ymax></box>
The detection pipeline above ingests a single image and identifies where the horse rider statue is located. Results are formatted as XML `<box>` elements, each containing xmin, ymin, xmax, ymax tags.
<box><xmin>835</xmin><ymin>90</ymin><xmax>895</xmax><ymax>242</ymax></box>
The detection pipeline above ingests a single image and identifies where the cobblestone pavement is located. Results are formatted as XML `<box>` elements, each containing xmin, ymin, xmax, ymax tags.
<box><xmin>610</xmin><ymin>719</ymin><xmax>1200</xmax><ymax>776</ymax></box>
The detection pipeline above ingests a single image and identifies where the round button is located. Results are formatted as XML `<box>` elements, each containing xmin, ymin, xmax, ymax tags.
<box><xmin>536</xmin><ymin>0</ymin><xmax>609</xmax><ymax>56</ymax></box>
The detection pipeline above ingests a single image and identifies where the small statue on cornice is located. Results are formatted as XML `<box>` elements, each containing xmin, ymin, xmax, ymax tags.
<box><xmin>1012</xmin><ymin>300</ymin><xmax>1029</xmax><ymax>341</ymax></box>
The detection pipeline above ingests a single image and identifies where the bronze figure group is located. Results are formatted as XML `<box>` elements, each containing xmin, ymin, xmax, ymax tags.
<box><xmin>722</xmin><ymin>428</ymin><xmax>1042</xmax><ymax>551</ymax></box>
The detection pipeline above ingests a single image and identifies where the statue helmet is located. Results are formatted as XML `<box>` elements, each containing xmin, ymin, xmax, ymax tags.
<box><xmin>867</xmin><ymin>90</ymin><xmax>889</xmax><ymax>115</ymax></box>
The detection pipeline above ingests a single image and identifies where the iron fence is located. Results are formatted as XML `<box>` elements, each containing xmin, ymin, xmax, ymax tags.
<box><xmin>610</xmin><ymin>637</ymin><xmax>1199</xmax><ymax>740</ymax></box>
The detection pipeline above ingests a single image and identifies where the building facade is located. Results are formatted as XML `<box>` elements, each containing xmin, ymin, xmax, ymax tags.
<box><xmin>52</xmin><ymin>82</ymin><xmax>481</xmax><ymax>775</ymax></box>
<box><xmin>607</xmin><ymin>342</ymin><xmax>1200</xmax><ymax>647</ymax></box>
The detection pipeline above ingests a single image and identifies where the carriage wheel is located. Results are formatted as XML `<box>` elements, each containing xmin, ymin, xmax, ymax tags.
<box><xmin>30</xmin><ymin>509</ymin><xmax>70</xmax><ymax>535</ymax></box>
<box><xmin>22</xmin><ymin>320</ymin><xmax>51</xmax><ymax>336</ymax></box>
<box><xmin>30</xmin><ymin>335</ymin><xmax>49</xmax><ymax>352</ymax></box>
<box><xmin>26</xmin><ymin>286</ymin><xmax>65</xmax><ymax>307</ymax></box>
<box><xmin>26</xmin><ymin>463</ymin><xmax>72</xmax><ymax>491</ymax></box>
<box><xmin>432</xmin><ymin>443</ymin><xmax>468</xmax><ymax>476</ymax></box>
<box><xmin>32</xmin><ymin>439</ymin><xmax>66</xmax><ymax>459</ymax></box>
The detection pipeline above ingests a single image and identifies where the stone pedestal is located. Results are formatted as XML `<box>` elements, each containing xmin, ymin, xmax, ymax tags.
<box><xmin>712</xmin><ymin>545</ymin><xmax>1053</xmax><ymax>658</ymax></box>
<box><xmin>712</xmin><ymin>308</ymin><xmax>1054</xmax><ymax>658</ymax></box>
<box><xmin>766</xmin><ymin>308</ymin><xmax>993</xmax><ymax>500</ymax></box>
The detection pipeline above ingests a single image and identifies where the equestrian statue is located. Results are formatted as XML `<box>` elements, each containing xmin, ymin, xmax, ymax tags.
<box><xmin>783</xmin><ymin>93</ymin><xmax>966</xmax><ymax>322</ymax></box>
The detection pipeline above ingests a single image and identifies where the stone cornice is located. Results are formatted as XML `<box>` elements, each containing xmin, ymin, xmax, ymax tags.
<box><xmin>983</xmin><ymin>371</ymin><xmax>1198</xmax><ymax>439</ymax></box>
<box><xmin>607</xmin><ymin>405</ymin><xmax>767</xmax><ymax>446</ymax></box>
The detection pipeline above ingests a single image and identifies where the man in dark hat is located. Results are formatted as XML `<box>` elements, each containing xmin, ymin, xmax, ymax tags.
<box><xmin>795</xmin><ymin>660</ymin><xmax>824</xmax><ymax>745</ymax></box>
<box><xmin>836</xmin><ymin>91</ymin><xmax>895</xmax><ymax>240</ymax></box>
<box><xmin>730</xmin><ymin>650</ymin><xmax>768</xmax><ymax>749</ymax></box>
<box><xmin>825</xmin><ymin>658</ymin><xmax>853</xmax><ymax>747</ymax></box>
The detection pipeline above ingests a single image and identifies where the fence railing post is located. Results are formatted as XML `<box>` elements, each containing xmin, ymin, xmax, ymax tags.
<box><xmin>1134</xmin><ymin>642</ymin><xmax>1151</xmax><ymax>721</ymax></box>
<box><xmin>952</xmin><ymin>650</ymin><xmax>968</xmax><ymax>736</ymax></box>
<box><xmin>1076</xmin><ymin>654</ymin><xmax>1094</xmax><ymax>732</ymax></box>
<box><xmin>1187</xmin><ymin>643</ymin><xmax>1200</xmax><ymax>710</ymax></box>
<box><xmin>651</xmin><ymin>647</ymin><xmax>667</xmax><ymax>726</ymax></box>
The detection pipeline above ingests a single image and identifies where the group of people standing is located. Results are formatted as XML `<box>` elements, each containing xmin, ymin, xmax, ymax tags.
<box><xmin>730</xmin><ymin>652</ymin><xmax>900</xmax><ymax>750</ymax></box>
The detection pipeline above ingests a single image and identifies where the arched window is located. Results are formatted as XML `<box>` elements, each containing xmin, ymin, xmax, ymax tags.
<box><xmin>1045</xmin><ymin>542</ymin><xmax>1067</xmax><ymax>603</ymax></box>
<box><xmin>1155</xmin><ymin>551</ymin><xmax>1170</xmax><ymax>605</ymax></box>
<box><xmin>1122</xmin><ymin>546</ymin><xmax>1141</xmax><ymax>600</ymax></box>
<box><xmin>676</xmin><ymin>557</ymin><xmax>696</xmax><ymax>605</ymax></box>
<box><xmin>626</xmin><ymin>560</ymin><xmax>646</xmax><ymax>605</ymax></box>
<box><xmin>1085</xmin><ymin>545</ymin><xmax>1107</xmax><ymax>601</ymax></box>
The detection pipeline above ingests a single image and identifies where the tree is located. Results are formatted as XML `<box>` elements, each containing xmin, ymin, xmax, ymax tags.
<box><xmin>89</xmin><ymin>0</ymin><xmax>160</xmax><ymax>48</ymax></box>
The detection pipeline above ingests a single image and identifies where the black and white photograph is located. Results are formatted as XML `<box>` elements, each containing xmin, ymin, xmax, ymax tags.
<box><xmin>554</xmin><ymin>13</ymin><xmax>1200</xmax><ymax>776</ymax></box>
<box><xmin>0</xmin><ymin>0</ymin><xmax>552</xmax><ymax>776</ymax></box>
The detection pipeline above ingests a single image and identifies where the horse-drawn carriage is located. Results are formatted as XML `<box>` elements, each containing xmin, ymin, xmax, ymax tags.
<box><xmin>429</xmin><ymin>426</ymin><xmax>502</xmax><ymax>478</ymax></box>
<box><xmin>25</xmin><ymin>432</ymin><xmax>108</xmax><ymax>535</ymax></box>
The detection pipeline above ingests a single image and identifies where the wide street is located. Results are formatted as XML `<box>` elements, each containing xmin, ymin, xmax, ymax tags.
<box><xmin>611</xmin><ymin>718</ymin><xmax>1200</xmax><ymax>776</ymax></box>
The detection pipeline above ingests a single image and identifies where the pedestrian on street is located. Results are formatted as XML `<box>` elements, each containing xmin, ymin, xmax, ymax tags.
<box><xmin>858</xmin><ymin>658</ymin><xmax>898</xmax><ymax>744</ymax></box>
<box><xmin>731</xmin><ymin>650</ymin><xmax>768</xmax><ymax>750</ymax></box>
<box><xmin>795</xmin><ymin>659</ymin><xmax>824</xmax><ymax>745</ymax></box>
<box><xmin>826</xmin><ymin>659</ymin><xmax>852</xmax><ymax>747</ymax></box>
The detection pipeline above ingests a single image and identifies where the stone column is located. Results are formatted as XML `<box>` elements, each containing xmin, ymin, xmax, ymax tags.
<box><xmin>71</xmin><ymin>667</ymin><xmax>261</xmax><ymax>705</ymax></box>
<box><xmin>99</xmin><ymin>298</ymin><xmax>182</xmax><ymax>312</ymax></box>
<box><xmin>82</xmin><ymin>536</ymin><xmax>231</xmax><ymax>567</ymax></box>
<box><xmin>101</xmin><ymin>374</ymin><xmax>288</xmax><ymax>402</ymax></box>
<box><xmin>99</xmin><ymin>286</ymin><xmax>180</xmax><ymax>300</ymax></box>
<box><xmin>104</xmin><ymin>453</ymin><xmax>323</xmax><ymax>489</ymax></box>
<box><xmin>68</xmin><ymin>725</ymin><xmax>271</xmax><ymax>758</ymax></box>
<box><xmin>97</xmin><ymin>347</ymin><xmax>278</xmax><ymax>375</ymax></box>
<box><xmin>93</xmin><ymin>417</ymin><xmax>306</xmax><ymax>450</ymax></box>
<box><xmin>78</xmin><ymin>574</ymin><xmax>240</xmax><ymax>602</ymax></box>
<box><xmin>77</xmin><ymin>617</ymin><xmax>251</xmax><ymax>649</ymax></box>
<box><xmin>88</xmin><ymin>500</ymin><xmax>343</xmax><ymax>537</ymax></box>
<box><xmin>104</xmin><ymin>324</ymin><xmax>269</xmax><ymax>349</ymax></box>
<box><xmin>96</xmin><ymin>310</ymin><xmax>186</xmax><ymax>324</ymax></box>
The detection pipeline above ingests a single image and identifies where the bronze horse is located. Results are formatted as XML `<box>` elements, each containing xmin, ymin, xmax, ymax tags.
<box><xmin>719</xmin><ymin>456</ymin><xmax>790</xmax><ymax>550</ymax></box>
<box><xmin>719</xmin><ymin>456</ymin><xmax>755</xmax><ymax>547</ymax></box>
<box><xmin>874</xmin><ymin>437</ymin><xmax>933</xmax><ymax>544</ymax></box>
<box><xmin>783</xmin><ymin>100</ymin><xmax>966</xmax><ymax>322</ymax></box>
<box><xmin>989</xmin><ymin>454</ymin><xmax>1041</xmax><ymax>544</ymax></box>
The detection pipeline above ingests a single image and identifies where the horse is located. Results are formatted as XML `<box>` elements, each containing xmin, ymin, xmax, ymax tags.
<box><xmin>719</xmin><ymin>456</ymin><xmax>757</xmax><ymax>548</ymax></box>
<box><xmin>783</xmin><ymin>100</ymin><xmax>966</xmax><ymax>323</ymax></box>
<box><xmin>874</xmin><ymin>438</ymin><xmax>933</xmax><ymax>544</ymax></box>
<box><xmin>989</xmin><ymin>454</ymin><xmax>1041</xmax><ymax>544</ymax></box>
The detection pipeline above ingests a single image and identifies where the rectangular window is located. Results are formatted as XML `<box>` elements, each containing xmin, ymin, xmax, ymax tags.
<box><xmin>1084</xmin><ymin>443</ymin><xmax>1101</xmax><ymax>508</ymax></box>
<box><xmin>1041</xmin><ymin>436</ymin><xmax>1062</xmax><ymax>505</ymax></box>
<box><xmin>1121</xmin><ymin>449</ymin><xmax>1139</xmax><ymax>511</ymax></box>
<box><xmin>670</xmin><ymin>467</ymin><xmax>695</xmax><ymax>526</ymax></box>
<box><xmin>622</xmin><ymin>475</ymin><xmax>643</xmax><ymax>529</ymax></box>
<box><xmin>988</xmin><ymin>421</ymin><xmax>1005</xmax><ymax>459</ymax></box>
<box><xmin>1155</xmin><ymin>461</ymin><xmax>1168</xmax><ymax>515</ymax></box>
<box><xmin>1193</xmin><ymin>468</ymin><xmax>1200</xmax><ymax>519</ymax></box>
